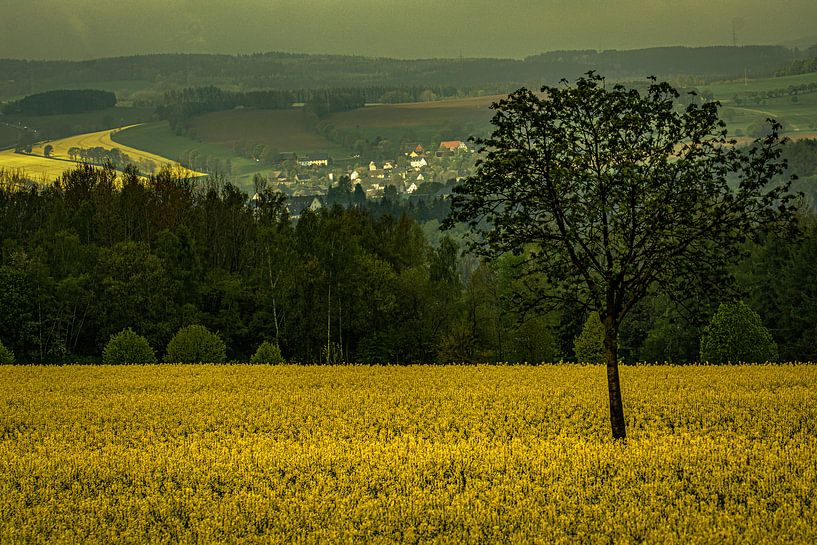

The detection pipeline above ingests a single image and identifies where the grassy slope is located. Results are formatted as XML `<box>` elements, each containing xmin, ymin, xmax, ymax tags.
<box><xmin>0</xmin><ymin>123</ymin><xmax>21</xmax><ymax>149</ymax></box>
<box><xmin>326</xmin><ymin>95</ymin><xmax>497</xmax><ymax>143</ymax></box>
<box><xmin>706</xmin><ymin>72</ymin><xmax>817</xmax><ymax>138</ymax></box>
<box><xmin>187</xmin><ymin>109</ymin><xmax>345</xmax><ymax>155</ymax></box>
<box><xmin>329</xmin><ymin>95</ymin><xmax>499</xmax><ymax>128</ymax></box>
<box><xmin>184</xmin><ymin>96</ymin><xmax>499</xmax><ymax>158</ymax></box>
<box><xmin>706</xmin><ymin>71</ymin><xmax>817</xmax><ymax>97</ymax></box>
<box><xmin>720</xmin><ymin>92</ymin><xmax>817</xmax><ymax>137</ymax></box>
<box><xmin>32</xmin><ymin>126</ymin><xmax>203</xmax><ymax>177</ymax></box>
<box><xmin>112</xmin><ymin>121</ymin><xmax>279</xmax><ymax>190</ymax></box>
<box><xmin>112</xmin><ymin>121</ymin><xmax>250</xmax><ymax>168</ymax></box>
<box><xmin>0</xmin><ymin>124</ymin><xmax>203</xmax><ymax>184</ymax></box>
<box><xmin>1</xmin><ymin>107</ymin><xmax>154</xmax><ymax>137</ymax></box>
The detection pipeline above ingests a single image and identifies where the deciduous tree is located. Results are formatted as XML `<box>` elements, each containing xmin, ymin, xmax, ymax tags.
<box><xmin>446</xmin><ymin>73</ymin><xmax>796</xmax><ymax>439</ymax></box>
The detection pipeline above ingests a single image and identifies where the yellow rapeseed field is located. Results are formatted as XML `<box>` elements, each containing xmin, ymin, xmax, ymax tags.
<box><xmin>0</xmin><ymin>150</ymin><xmax>78</xmax><ymax>183</ymax></box>
<box><xmin>0</xmin><ymin>125</ymin><xmax>204</xmax><ymax>183</ymax></box>
<box><xmin>0</xmin><ymin>364</ymin><xmax>815</xmax><ymax>544</ymax></box>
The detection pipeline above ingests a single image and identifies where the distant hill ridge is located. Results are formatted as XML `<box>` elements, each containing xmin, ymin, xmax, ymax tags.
<box><xmin>0</xmin><ymin>45</ymin><xmax>803</xmax><ymax>99</ymax></box>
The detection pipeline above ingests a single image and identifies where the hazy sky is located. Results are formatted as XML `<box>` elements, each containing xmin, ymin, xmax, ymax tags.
<box><xmin>1</xmin><ymin>0</ymin><xmax>815</xmax><ymax>60</ymax></box>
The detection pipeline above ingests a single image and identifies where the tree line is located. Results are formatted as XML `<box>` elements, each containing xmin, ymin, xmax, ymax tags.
<box><xmin>730</xmin><ymin>81</ymin><xmax>817</xmax><ymax>106</ymax></box>
<box><xmin>156</xmin><ymin>84</ymin><xmax>470</xmax><ymax>133</ymax></box>
<box><xmin>66</xmin><ymin>147</ymin><xmax>134</xmax><ymax>169</ymax></box>
<box><xmin>0</xmin><ymin>162</ymin><xmax>815</xmax><ymax>365</ymax></box>
<box><xmin>776</xmin><ymin>46</ymin><xmax>817</xmax><ymax>76</ymax></box>
<box><xmin>1</xmin><ymin>89</ymin><xmax>116</xmax><ymax>116</ymax></box>
<box><xmin>0</xmin><ymin>164</ymin><xmax>512</xmax><ymax>364</ymax></box>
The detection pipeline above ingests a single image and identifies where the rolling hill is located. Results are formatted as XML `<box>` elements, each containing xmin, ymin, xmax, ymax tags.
<box><xmin>705</xmin><ymin>71</ymin><xmax>817</xmax><ymax>139</ymax></box>
<box><xmin>187</xmin><ymin>109</ymin><xmax>344</xmax><ymax>154</ymax></box>
<box><xmin>0</xmin><ymin>125</ymin><xmax>203</xmax><ymax>184</ymax></box>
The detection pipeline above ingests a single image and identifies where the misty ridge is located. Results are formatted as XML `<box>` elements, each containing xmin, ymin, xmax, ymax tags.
<box><xmin>0</xmin><ymin>45</ymin><xmax>806</xmax><ymax>100</ymax></box>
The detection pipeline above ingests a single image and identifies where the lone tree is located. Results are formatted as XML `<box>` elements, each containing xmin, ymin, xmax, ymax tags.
<box><xmin>445</xmin><ymin>73</ymin><xmax>796</xmax><ymax>439</ymax></box>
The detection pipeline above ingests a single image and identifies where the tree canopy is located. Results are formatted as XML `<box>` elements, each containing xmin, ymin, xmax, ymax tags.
<box><xmin>446</xmin><ymin>73</ymin><xmax>797</xmax><ymax>438</ymax></box>
<box><xmin>1</xmin><ymin>89</ymin><xmax>116</xmax><ymax>116</ymax></box>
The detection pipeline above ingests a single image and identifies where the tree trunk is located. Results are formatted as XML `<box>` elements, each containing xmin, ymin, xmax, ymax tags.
<box><xmin>603</xmin><ymin>317</ymin><xmax>626</xmax><ymax>440</ymax></box>
<box><xmin>326</xmin><ymin>284</ymin><xmax>331</xmax><ymax>365</ymax></box>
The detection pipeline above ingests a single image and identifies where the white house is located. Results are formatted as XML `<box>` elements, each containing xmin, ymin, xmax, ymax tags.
<box><xmin>409</xmin><ymin>157</ymin><xmax>427</xmax><ymax>170</ymax></box>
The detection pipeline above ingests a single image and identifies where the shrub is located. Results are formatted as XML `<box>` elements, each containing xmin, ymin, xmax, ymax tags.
<box><xmin>574</xmin><ymin>312</ymin><xmax>605</xmax><ymax>363</ymax></box>
<box><xmin>0</xmin><ymin>340</ymin><xmax>14</xmax><ymax>364</ymax></box>
<box><xmin>700</xmin><ymin>301</ymin><xmax>778</xmax><ymax>363</ymax></box>
<box><xmin>103</xmin><ymin>328</ymin><xmax>157</xmax><ymax>364</ymax></box>
<box><xmin>165</xmin><ymin>325</ymin><xmax>227</xmax><ymax>363</ymax></box>
<box><xmin>250</xmin><ymin>341</ymin><xmax>285</xmax><ymax>364</ymax></box>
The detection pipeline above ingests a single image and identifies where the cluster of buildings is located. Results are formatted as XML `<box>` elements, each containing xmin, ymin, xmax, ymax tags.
<box><xmin>263</xmin><ymin>140</ymin><xmax>474</xmax><ymax>216</ymax></box>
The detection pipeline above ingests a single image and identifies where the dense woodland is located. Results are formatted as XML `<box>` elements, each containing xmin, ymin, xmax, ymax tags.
<box><xmin>1</xmin><ymin>163</ymin><xmax>815</xmax><ymax>364</ymax></box>
<box><xmin>0</xmin><ymin>89</ymin><xmax>117</xmax><ymax>116</ymax></box>
<box><xmin>776</xmin><ymin>45</ymin><xmax>817</xmax><ymax>75</ymax></box>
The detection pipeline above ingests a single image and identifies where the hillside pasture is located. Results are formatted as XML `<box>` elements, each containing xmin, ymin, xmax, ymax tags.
<box><xmin>706</xmin><ymin>71</ymin><xmax>817</xmax><ymax>98</ymax></box>
<box><xmin>0</xmin><ymin>125</ymin><xmax>204</xmax><ymax>184</ymax></box>
<box><xmin>187</xmin><ymin>108</ymin><xmax>345</xmax><ymax>155</ymax></box>
<box><xmin>0</xmin><ymin>123</ymin><xmax>22</xmax><ymax>149</ymax></box>
<box><xmin>0</xmin><ymin>106</ymin><xmax>154</xmax><ymax>140</ymax></box>
<box><xmin>705</xmin><ymin>72</ymin><xmax>817</xmax><ymax>139</ymax></box>
<box><xmin>332</xmin><ymin>94</ymin><xmax>500</xmax><ymax>128</ymax></box>
<box><xmin>31</xmin><ymin>126</ymin><xmax>204</xmax><ymax>178</ymax></box>
<box><xmin>112</xmin><ymin>121</ymin><xmax>238</xmax><ymax>164</ymax></box>
<box><xmin>720</xmin><ymin>90</ymin><xmax>817</xmax><ymax>141</ymax></box>
<box><xmin>183</xmin><ymin>97</ymin><xmax>499</xmax><ymax>160</ymax></box>
<box><xmin>112</xmin><ymin>121</ymin><xmax>270</xmax><ymax>188</ymax></box>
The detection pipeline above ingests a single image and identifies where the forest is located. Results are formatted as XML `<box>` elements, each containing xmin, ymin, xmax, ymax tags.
<box><xmin>0</xmin><ymin>162</ymin><xmax>815</xmax><ymax>365</ymax></box>
<box><xmin>0</xmin><ymin>89</ymin><xmax>117</xmax><ymax>116</ymax></box>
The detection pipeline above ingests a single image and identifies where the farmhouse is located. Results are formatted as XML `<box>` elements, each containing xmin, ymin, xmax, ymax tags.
<box><xmin>439</xmin><ymin>140</ymin><xmax>468</xmax><ymax>152</ymax></box>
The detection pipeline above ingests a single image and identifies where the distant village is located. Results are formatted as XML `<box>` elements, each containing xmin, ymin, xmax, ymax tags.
<box><xmin>257</xmin><ymin>140</ymin><xmax>475</xmax><ymax>217</ymax></box>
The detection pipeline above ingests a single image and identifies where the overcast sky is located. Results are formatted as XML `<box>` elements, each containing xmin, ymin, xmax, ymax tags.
<box><xmin>1</xmin><ymin>0</ymin><xmax>815</xmax><ymax>60</ymax></box>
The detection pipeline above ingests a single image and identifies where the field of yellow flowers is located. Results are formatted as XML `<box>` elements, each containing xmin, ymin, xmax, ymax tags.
<box><xmin>1</xmin><ymin>364</ymin><xmax>815</xmax><ymax>544</ymax></box>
